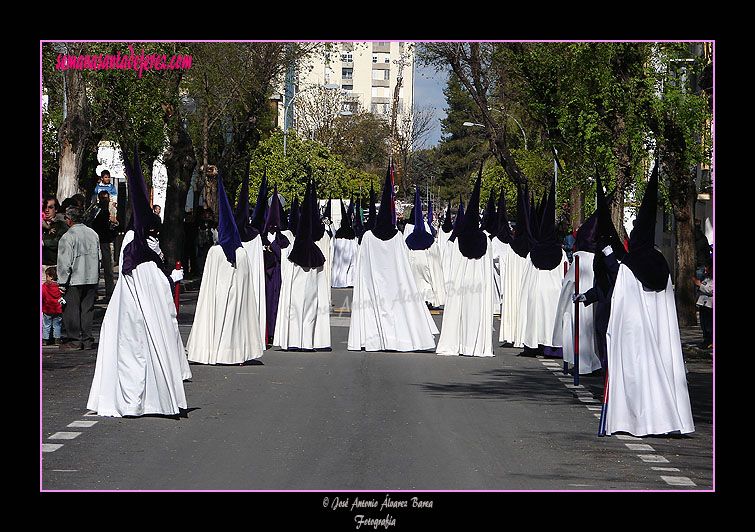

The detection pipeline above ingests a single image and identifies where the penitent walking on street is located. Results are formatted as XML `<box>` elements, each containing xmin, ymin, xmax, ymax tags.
<box><xmin>41</xmin><ymin>41</ymin><xmax>714</xmax><ymax>498</ymax></box>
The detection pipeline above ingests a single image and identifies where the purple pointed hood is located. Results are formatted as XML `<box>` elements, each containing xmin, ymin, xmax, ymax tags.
<box><xmin>120</xmin><ymin>142</ymin><xmax>168</xmax><ymax>277</ymax></box>
<box><xmin>406</xmin><ymin>188</ymin><xmax>434</xmax><ymax>250</ymax></box>
<box><xmin>214</xmin><ymin>171</ymin><xmax>243</xmax><ymax>265</ymax></box>
<box><xmin>250</xmin><ymin>169</ymin><xmax>268</xmax><ymax>234</ymax></box>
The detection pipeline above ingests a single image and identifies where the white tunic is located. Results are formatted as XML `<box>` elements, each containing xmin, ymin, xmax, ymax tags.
<box><xmin>331</xmin><ymin>237</ymin><xmax>357</xmax><ymax>288</ymax></box>
<box><xmin>87</xmin><ymin>231</ymin><xmax>190</xmax><ymax>417</ymax></box>
<box><xmin>604</xmin><ymin>265</ymin><xmax>695</xmax><ymax>436</ymax></box>
<box><xmin>186</xmin><ymin>245</ymin><xmax>264</xmax><ymax>364</ymax></box>
<box><xmin>406</xmin><ymin>242</ymin><xmax>446</xmax><ymax>308</ymax></box>
<box><xmin>514</xmin><ymin>251</ymin><xmax>567</xmax><ymax>349</ymax></box>
<box><xmin>489</xmin><ymin>238</ymin><xmax>512</xmax><ymax>315</ymax></box>
<box><xmin>273</xmin><ymin>244</ymin><xmax>331</xmax><ymax>350</ymax></box>
<box><xmin>347</xmin><ymin>231</ymin><xmax>438</xmax><ymax>351</ymax></box>
<box><xmin>241</xmin><ymin>234</ymin><xmax>267</xmax><ymax>347</ymax></box>
<box><xmin>436</xmin><ymin>239</ymin><xmax>494</xmax><ymax>357</ymax></box>
<box><xmin>552</xmin><ymin>251</ymin><xmax>602</xmax><ymax>374</ymax></box>
<box><xmin>499</xmin><ymin>250</ymin><xmax>528</xmax><ymax>344</ymax></box>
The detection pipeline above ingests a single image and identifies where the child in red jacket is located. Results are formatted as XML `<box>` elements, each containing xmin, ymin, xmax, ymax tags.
<box><xmin>42</xmin><ymin>266</ymin><xmax>64</xmax><ymax>346</ymax></box>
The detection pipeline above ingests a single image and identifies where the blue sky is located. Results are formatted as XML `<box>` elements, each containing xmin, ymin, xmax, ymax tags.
<box><xmin>413</xmin><ymin>61</ymin><xmax>449</xmax><ymax>148</ymax></box>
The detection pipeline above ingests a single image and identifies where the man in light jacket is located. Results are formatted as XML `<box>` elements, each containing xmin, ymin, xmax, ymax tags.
<box><xmin>57</xmin><ymin>206</ymin><xmax>101</xmax><ymax>350</ymax></box>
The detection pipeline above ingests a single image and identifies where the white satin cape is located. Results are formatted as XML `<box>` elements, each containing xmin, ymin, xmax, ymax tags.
<box><xmin>514</xmin><ymin>251</ymin><xmax>567</xmax><ymax>349</ymax></box>
<box><xmin>86</xmin><ymin>230</ymin><xmax>190</xmax><ymax>417</ymax></box>
<box><xmin>347</xmin><ymin>231</ymin><xmax>438</xmax><ymax>351</ymax></box>
<box><xmin>406</xmin><ymin>242</ymin><xmax>446</xmax><ymax>308</ymax></box>
<box><xmin>273</xmin><ymin>244</ymin><xmax>331</xmax><ymax>350</ymax></box>
<box><xmin>186</xmin><ymin>244</ymin><xmax>264</xmax><ymax>364</ymax></box>
<box><xmin>331</xmin><ymin>237</ymin><xmax>357</xmax><ymax>288</ymax></box>
<box><xmin>490</xmin><ymin>237</ymin><xmax>512</xmax><ymax>316</ymax></box>
<box><xmin>605</xmin><ymin>265</ymin><xmax>694</xmax><ymax>436</ymax></box>
<box><xmin>552</xmin><ymin>251</ymin><xmax>602</xmax><ymax>374</ymax></box>
<box><xmin>499</xmin><ymin>250</ymin><xmax>527</xmax><ymax>344</ymax></box>
<box><xmin>241</xmin><ymin>234</ymin><xmax>267</xmax><ymax>346</ymax></box>
<box><xmin>436</xmin><ymin>239</ymin><xmax>494</xmax><ymax>357</ymax></box>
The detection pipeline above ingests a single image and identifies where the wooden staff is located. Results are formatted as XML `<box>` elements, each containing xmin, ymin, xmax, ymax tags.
<box><xmin>174</xmin><ymin>261</ymin><xmax>181</xmax><ymax>317</ymax></box>
<box><xmin>598</xmin><ymin>368</ymin><xmax>609</xmax><ymax>437</ymax></box>
<box><xmin>574</xmin><ymin>254</ymin><xmax>580</xmax><ymax>385</ymax></box>
<box><xmin>564</xmin><ymin>261</ymin><xmax>569</xmax><ymax>374</ymax></box>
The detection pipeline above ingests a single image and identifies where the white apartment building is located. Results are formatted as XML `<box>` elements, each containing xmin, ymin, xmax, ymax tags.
<box><xmin>275</xmin><ymin>41</ymin><xmax>415</xmax><ymax>136</ymax></box>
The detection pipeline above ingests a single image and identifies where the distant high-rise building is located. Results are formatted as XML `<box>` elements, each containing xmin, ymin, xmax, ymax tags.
<box><xmin>275</xmin><ymin>41</ymin><xmax>415</xmax><ymax>140</ymax></box>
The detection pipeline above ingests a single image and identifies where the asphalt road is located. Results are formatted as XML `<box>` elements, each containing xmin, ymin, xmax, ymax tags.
<box><xmin>41</xmin><ymin>286</ymin><xmax>713</xmax><ymax>497</ymax></box>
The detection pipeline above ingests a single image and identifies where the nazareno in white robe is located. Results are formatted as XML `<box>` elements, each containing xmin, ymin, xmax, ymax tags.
<box><xmin>347</xmin><ymin>230</ymin><xmax>438</xmax><ymax>351</ymax></box>
<box><xmin>331</xmin><ymin>236</ymin><xmax>357</xmax><ymax>288</ymax></box>
<box><xmin>435</xmin><ymin>238</ymin><xmax>494</xmax><ymax>357</ymax></box>
<box><xmin>87</xmin><ymin>230</ymin><xmax>190</xmax><ymax>417</ymax></box>
<box><xmin>499</xmin><ymin>250</ymin><xmax>528</xmax><ymax>344</ymax></box>
<box><xmin>406</xmin><ymin>241</ymin><xmax>446</xmax><ymax>308</ymax></box>
<box><xmin>273</xmin><ymin>243</ymin><xmax>331</xmax><ymax>350</ymax></box>
<box><xmin>241</xmin><ymin>233</ymin><xmax>267</xmax><ymax>348</ymax></box>
<box><xmin>489</xmin><ymin>237</ymin><xmax>511</xmax><ymax>316</ymax></box>
<box><xmin>552</xmin><ymin>250</ymin><xmax>602</xmax><ymax>374</ymax></box>
<box><xmin>186</xmin><ymin>244</ymin><xmax>265</xmax><ymax>364</ymax></box>
<box><xmin>604</xmin><ymin>265</ymin><xmax>695</xmax><ymax>436</ymax></box>
<box><xmin>315</xmin><ymin>231</ymin><xmax>333</xmax><ymax>305</ymax></box>
<box><xmin>514</xmin><ymin>250</ymin><xmax>568</xmax><ymax>349</ymax></box>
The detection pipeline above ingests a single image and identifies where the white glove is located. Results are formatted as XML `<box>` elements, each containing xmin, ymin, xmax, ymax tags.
<box><xmin>170</xmin><ymin>268</ymin><xmax>184</xmax><ymax>283</ymax></box>
<box><xmin>572</xmin><ymin>293</ymin><xmax>586</xmax><ymax>303</ymax></box>
<box><xmin>147</xmin><ymin>236</ymin><xmax>162</xmax><ymax>256</ymax></box>
<box><xmin>602</xmin><ymin>245</ymin><xmax>613</xmax><ymax>257</ymax></box>
<box><xmin>58</xmin><ymin>297</ymin><xmax>66</xmax><ymax>306</ymax></box>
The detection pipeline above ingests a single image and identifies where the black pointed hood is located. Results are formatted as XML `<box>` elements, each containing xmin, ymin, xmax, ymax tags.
<box><xmin>215</xmin><ymin>171</ymin><xmax>243</xmax><ymax>265</ymax></box>
<box><xmin>323</xmin><ymin>195</ymin><xmax>332</xmax><ymax>221</ymax></box>
<box><xmin>456</xmin><ymin>164</ymin><xmax>487</xmax><ymax>259</ymax></box>
<box><xmin>234</xmin><ymin>162</ymin><xmax>259</xmax><ymax>242</ymax></box>
<box><xmin>494</xmin><ymin>191</ymin><xmax>513</xmax><ymax>244</ymax></box>
<box><xmin>449</xmin><ymin>194</ymin><xmax>465</xmax><ymax>242</ymax></box>
<box><xmin>510</xmin><ymin>184</ymin><xmax>531</xmax><ymax>258</ymax></box>
<box><xmin>595</xmin><ymin>175</ymin><xmax>627</xmax><ymax>259</ymax></box>
<box><xmin>365</xmin><ymin>182</ymin><xmax>377</xmax><ymax>232</ymax></box>
<box><xmin>354</xmin><ymin>196</ymin><xmax>365</xmax><ymax>239</ymax></box>
<box><xmin>264</xmin><ymin>184</ymin><xmax>284</xmax><ymax>234</ymax></box>
<box><xmin>480</xmin><ymin>189</ymin><xmax>497</xmax><ymax>236</ymax></box>
<box><xmin>288</xmin><ymin>179</ymin><xmax>325</xmax><ymax>268</ymax></box>
<box><xmin>250</xmin><ymin>169</ymin><xmax>268</xmax><ymax>234</ymax></box>
<box><xmin>406</xmin><ymin>188</ymin><xmax>434</xmax><ymax>250</ymax></box>
<box><xmin>371</xmin><ymin>164</ymin><xmax>398</xmax><ymax>241</ymax></box>
<box><xmin>529</xmin><ymin>177</ymin><xmax>562</xmax><ymax>270</ymax></box>
<box><xmin>575</xmin><ymin>210</ymin><xmax>599</xmax><ymax>253</ymax></box>
<box><xmin>621</xmin><ymin>165</ymin><xmax>670</xmax><ymax>290</ymax></box>
<box><xmin>120</xmin><ymin>142</ymin><xmax>167</xmax><ymax>276</ymax></box>
<box><xmin>335</xmin><ymin>198</ymin><xmax>355</xmax><ymax>239</ymax></box>
<box><xmin>310</xmin><ymin>179</ymin><xmax>325</xmax><ymax>242</ymax></box>
<box><xmin>441</xmin><ymin>204</ymin><xmax>454</xmax><ymax>233</ymax></box>
<box><xmin>288</xmin><ymin>195</ymin><xmax>300</xmax><ymax>237</ymax></box>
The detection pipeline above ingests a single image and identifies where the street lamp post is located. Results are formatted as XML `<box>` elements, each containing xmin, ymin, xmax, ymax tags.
<box><xmin>311</xmin><ymin>110</ymin><xmax>353</xmax><ymax>141</ymax></box>
<box><xmin>463</xmin><ymin>114</ymin><xmax>528</xmax><ymax>150</ymax></box>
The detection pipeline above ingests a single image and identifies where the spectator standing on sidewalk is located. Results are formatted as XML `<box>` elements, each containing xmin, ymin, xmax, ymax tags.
<box><xmin>42</xmin><ymin>195</ymin><xmax>68</xmax><ymax>281</ymax></box>
<box><xmin>694</xmin><ymin>257</ymin><xmax>713</xmax><ymax>349</ymax></box>
<box><xmin>91</xmin><ymin>190</ymin><xmax>119</xmax><ymax>302</ymax></box>
<box><xmin>42</xmin><ymin>266</ymin><xmax>64</xmax><ymax>346</ymax></box>
<box><xmin>57</xmin><ymin>205</ymin><xmax>101</xmax><ymax>350</ymax></box>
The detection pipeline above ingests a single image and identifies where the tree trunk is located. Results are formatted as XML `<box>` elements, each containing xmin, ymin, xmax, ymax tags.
<box><xmin>161</xmin><ymin>100</ymin><xmax>196</xmax><ymax>268</ymax></box>
<box><xmin>56</xmin><ymin>44</ymin><xmax>93</xmax><ymax>202</ymax></box>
